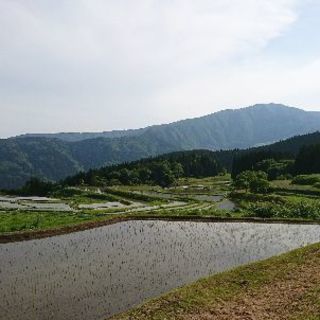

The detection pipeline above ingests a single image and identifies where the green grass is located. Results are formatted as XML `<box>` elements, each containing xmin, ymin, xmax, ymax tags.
<box><xmin>53</xmin><ymin>188</ymin><xmax>125</xmax><ymax>206</ymax></box>
<box><xmin>175</xmin><ymin>175</ymin><xmax>231</xmax><ymax>194</ymax></box>
<box><xmin>0</xmin><ymin>210</ymin><xmax>118</xmax><ymax>233</ymax></box>
<box><xmin>105</xmin><ymin>187</ymin><xmax>169</xmax><ymax>204</ymax></box>
<box><xmin>271</xmin><ymin>179</ymin><xmax>320</xmax><ymax>196</ymax></box>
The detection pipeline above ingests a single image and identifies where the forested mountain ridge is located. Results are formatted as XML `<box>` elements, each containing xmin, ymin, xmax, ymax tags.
<box><xmin>141</xmin><ymin>103</ymin><xmax>320</xmax><ymax>150</ymax></box>
<box><xmin>2</xmin><ymin>104</ymin><xmax>320</xmax><ymax>189</ymax></box>
<box><xmin>17</xmin><ymin>128</ymin><xmax>148</xmax><ymax>142</ymax></box>
<box><xmin>15</xmin><ymin>103</ymin><xmax>320</xmax><ymax>147</ymax></box>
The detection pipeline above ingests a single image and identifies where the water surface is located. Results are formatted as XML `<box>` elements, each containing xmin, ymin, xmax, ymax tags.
<box><xmin>0</xmin><ymin>221</ymin><xmax>319</xmax><ymax>320</ymax></box>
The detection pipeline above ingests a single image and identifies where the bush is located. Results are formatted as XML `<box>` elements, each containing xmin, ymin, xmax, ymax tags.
<box><xmin>249</xmin><ymin>178</ymin><xmax>270</xmax><ymax>194</ymax></box>
<box><xmin>53</xmin><ymin>188</ymin><xmax>84</xmax><ymax>197</ymax></box>
<box><xmin>314</xmin><ymin>182</ymin><xmax>320</xmax><ymax>189</ymax></box>
<box><xmin>247</xmin><ymin>201</ymin><xmax>320</xmax><ymax>220</ymax></box>
<box><xmin>247</xmin><ymin>202</ymin><xmax>283</xmax><ymax>218</ymax></box>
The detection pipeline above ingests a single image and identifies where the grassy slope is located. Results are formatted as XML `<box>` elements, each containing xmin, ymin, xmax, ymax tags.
<box><xmin>112</xmin><ymin>243</ymin><xmax>320</xmax><ymax>320</ymax></box>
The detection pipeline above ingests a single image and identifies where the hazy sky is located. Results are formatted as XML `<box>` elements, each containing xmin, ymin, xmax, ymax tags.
<box><xmin>1</xmin><ymin>0</ymin><xmax>320</xmax><ymax>138</ymax></box>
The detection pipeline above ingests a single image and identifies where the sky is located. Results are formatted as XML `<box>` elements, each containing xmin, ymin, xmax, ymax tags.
<box><xmin>1</xmin><ymin>0</ymin><xmax>320</xmax><ymax>138</ymax></box>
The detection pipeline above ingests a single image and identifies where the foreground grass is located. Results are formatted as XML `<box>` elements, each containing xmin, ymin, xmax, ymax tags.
<box><xmin>112</xmin><ymin>243</ymin><xmax>320</xmax><ymax>320</ymax></box>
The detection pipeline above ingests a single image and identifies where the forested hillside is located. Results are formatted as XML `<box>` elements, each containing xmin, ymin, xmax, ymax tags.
<box><xmin>231</xmin><ymin>132</ymin><xmax>320</xmax><ymax>178</ymax></box>
<box><xmin>63</xmin><ymin>150</ymin><xmax>223</xmax><ymax>187</ymax></box>
<box><xmin>0</xmin><ymin>136</ymin><xmax>179</xmax><ymax>189</ymax></box>
<box><xmin>2</xmin><ymin>104</ymin><xmax>320</xmax><ymax>189</ymax></box>
<box><xmin>62</xmin><ymin>131</ymin><xmax>320</xmax><ymax>187</ymax></box>
<box><xmin>0</xmin><ymin>138</ymin><xmax>82</xmax><ymax>189</ymax></box>
<box><xmin>7</xmin><ymin>132</ymin><xmax>320</xmax><ymax>193</ymax></box>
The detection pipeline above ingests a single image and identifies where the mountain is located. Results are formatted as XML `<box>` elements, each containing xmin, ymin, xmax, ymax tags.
<box><xmin>15</xmin><ymin>103</ymin><xmax>320</xmax><ymax>147</ymax></box>
<box><xmin>17</xmin><ymin>128</ymin><xmax>147</xmax><ymax>142</ymax></box>
<box><xmin>2</xmin><ymin>103</ymin><xmax>320</xmax><ymax>189</ymax></box>
<box><xmin>139</xmin><ymin>103</ymin><xmax>320</xmax><ymax>150</ymax></box>
<box><xmin>0</xmin><ymin>138</ymin><xmax>82</xmax><ymax>189</ymax></box>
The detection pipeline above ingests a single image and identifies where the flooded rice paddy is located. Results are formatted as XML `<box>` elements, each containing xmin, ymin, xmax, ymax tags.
<box><xmin>0</xmin><ymin>196</ymin><xmax>73</xmax><ymax>211</ymax></box>
<box><xmin>78</xmin><ymin>201</ymin><xmax>142</xmax><ymax>210</ymax></box>
<box><xmin>1</xmin><ymin>221</ymin><xmax>320</xmax><ymax>320</ymax></box>
<box><xmin>217</xmin><ymin>199</ymin><xmax>236</xmax><ymax>210</ymax></box>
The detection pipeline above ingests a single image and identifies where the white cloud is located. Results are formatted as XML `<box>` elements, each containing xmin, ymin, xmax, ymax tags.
<box><xmin>1</xmin><ymin>0</ymin><xmax>318</xmax><ymax>137</ymax></box>
<box><xmin>0</xmin><ymin>0</ymin><xmax>298</xmax><ymax>67</ymax></box>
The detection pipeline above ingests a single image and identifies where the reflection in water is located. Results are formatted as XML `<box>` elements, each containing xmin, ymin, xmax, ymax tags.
<box><xmin>0</xmin><ymin>221</ymin><xmax>320</xmax><ymax>320</ymax></box>
<box><xmin>192</xmin><ymin>194</ymin><xmax>224</xmax><ymax>202</ymax></box>
<box><xmin>217</xmin><ymin>199</ymin><xmax>236</xmax><ymax>210</ymax></box>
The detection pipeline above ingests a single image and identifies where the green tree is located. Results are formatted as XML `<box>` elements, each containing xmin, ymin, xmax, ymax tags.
<box><xmin>151</xmin><ymin>161</ymin><xmax>176</xmax><ymax>187</ymax></box>
<box><xmin>233</xmin><ymin>171</ymin><xmax>256</xmax><ymax>192</ymax></box>
<box><xmin>138</xmin><ymin>168</ymin><xmax>152</xmax><ymax>183</ymax></box>
<box><xmin>20</xmin><ymin>177</ymin><xmax>55</xmax><ymax>196</ymax></box>
<box><xmin>233</xmin><ymin>170</ymin><xmax>270</xmax><ymax>194</ymax></box>
<box><xmin>249</xmin><ymin>176</ymin><xmax>270</xmax><ymax>194</ymax></box>
<box><xmin>171</xmin><ymin>162</ymin><xmax>184</xmax><ymax>179</ymax></box>
<box><xmin>86</xmin><ymin>170</ymin><xmax>99</xmax><ymax>186</ymax></box>
<box><xmin>119</xmin><ymin>168</ymin><xmax>132</xmax><ymax>184</ymax></box>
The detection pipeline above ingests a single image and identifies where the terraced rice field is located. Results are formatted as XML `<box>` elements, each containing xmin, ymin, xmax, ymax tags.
<box><xmin>1</xmin><ymin>220</ymin><xmax>320</xmax><ymax>320</ymax></box>
<box><xmin>0</xmin><ymin>180</ymin><xmax>237</xmax><ymax>234</ymax></box>
<box><xmin>0</xmin><ymin>196</ymin><xmax>73</xmax><ymax>211</ymax></box>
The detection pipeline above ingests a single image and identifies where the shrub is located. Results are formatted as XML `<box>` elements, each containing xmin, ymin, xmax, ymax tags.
<box><xmin>314</xmin><ymin>182</ymin><xmax>320</xmax><ymax>189</ymax></box>
<box><xmin>247</xmin><ymin>201</ymin><xmax>320</xmax><ymax>220</ymax></box>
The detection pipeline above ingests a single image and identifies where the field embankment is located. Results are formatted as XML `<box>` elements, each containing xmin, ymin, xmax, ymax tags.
<box><xmin>112</xmin><ymin>243</ymin><xmax>320</xmax><ymax>320</ymax></box>
<box><xmin>1</xmin><ymin>215</ymin><xmax>320</xmax><ymax>244</ymax></box>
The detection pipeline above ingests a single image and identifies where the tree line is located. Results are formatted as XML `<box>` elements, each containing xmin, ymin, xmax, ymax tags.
<box><xmin>63</xmin><ymin>150</ymin><xmax>223</xmax><ymax>188</ymax></box>
<box><xmin>232</xmin><ymin>143</ymin><xmax>320</xmax><ymax>180</ymax></box>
